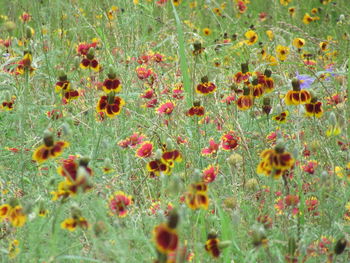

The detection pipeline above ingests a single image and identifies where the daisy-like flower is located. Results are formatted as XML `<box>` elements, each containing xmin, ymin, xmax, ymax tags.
<box><xmin>285</xmin><ymin>79</ymin><xmax>311</xmax><ymax>105</ymax></box>
<box><xmin>276</xmin><ymin>45</ymin><xmax>289</xmax><ymax>61</ymax></box>
<box><xmin>156</xmin><ymin>101</ymin><xmax>175</xmax><ymax>115</ymax></box>
<box><xmin>136</xmin><ymin>66</ymin><xmax>153</xmax><ymax>80</ymax></box>
<box><xmin>0</xmin><ymin>201</ymin><xmax>26</xmax><ymax>227</ymax></box>
<box><xmin>237</xmin><ymin>87</ymin><xmax>253</xmax><ymax>110</ymax></box>
<box><xmin>272</xmin><ymin>111</ymin><xmax>289</xmax><ymax>123</ymax></box>
<box><xmin>102</xmin><ymin>72</ymin><xmax>122</xmax><ymax>93</ymax></box>
<box><xmin>292</xmin><ymin>38</ymin><xmax>305</xmax><ymax>49</ymax></box>
<box><xmin>153</xmin><ymin>210</ymin><xmax>179</xmax><ymax>256</ymax></box>
<box><xmin>221</xmin><ymin>131</ymin><xmax>239</xmax><ymax>151</ymax></box>
<box><xmin>203</xmin><ymin>28</ymin><xmax>212</xmax><ymax>36</ymax></box>
<box><xmin>185</xmin><ymin>182</ymin><xmax>209</xmax><ymax>210</ymax></box>
<box><xmin>305</xmin><ymin>97</ymin><xmax>323</xmax><ymax>118</ymax></box>
<box><xmin>96</xmin><ymin>92</ymin><xmax>125</xmax><ymax>118</ymax></box>
<box><xmin>203</xmin><ymin>165</ymin><xmax>219</xmax><ymax>183</ymax></box>
<box><xmin>244</xmin><ymin>30</ymin><xmax>258</xmax><ymax>45</ymax></box>
<box><xmin>196</xmin><ymin>76</ymin><xmax>217</xmax><ymax>95</ymax></box>
<box><xmin>135</xmin><ymin>141</ymin><xmax>153</xmax><ymax>158</ymax></box>
<box><xmin>257</xmin><ymin>143</ymin><xmax>295</xmax><ymax>179</ymax></box>
<box><xmin>202</xmin><ymin>139</ymin><xmax>220</xmax><ymax>156</ymax></box>
<box><xmin>186</xmin><ymin>101</ymin><xmax>205</xmax><ymax>116</ymax></box>
<box><xmin>32</xmin><ymin>131</ymin><xmax>69</xmax><ymax>164</ymax></box>
<box><xmin>61</xmin><ymin>216</ymin><xmax>89</xmax><ymax>231</ymax></box>
<box><xmin>296</xmin><ymin>72</ymin><xmax>315</xmax><ymax>89</ymax></box>
<box><xmin>109</xmin><ymin>191</ymin><xmax>133</xmax><ymax>217</ymax></box>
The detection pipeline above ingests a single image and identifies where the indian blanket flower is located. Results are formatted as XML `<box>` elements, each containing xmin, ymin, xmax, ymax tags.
<box><xmin>76</xmin><ymin>41</ymin><xmax>98</xmax><ymax>56</ymax></box>
<box><xmin>118</xmin><ymin>133</ymin><xmax>145</xmax><ymax>148</ymax></box>
<box><xmin>236</xmin><ymin>0</ymin><xmax>248</xmax><ymax>14</ymax></box>
<box><xmin>285</xmin><ymin>79</ymin><xmax>311</xmax><ymax>105</ymax></box>
<box><xmin>305</xmin><ymin>97</ymin><xmax>323</xmax><ymax>118</ymax></box>
<box><xmin>257</xmin><ymin>143</ymin><xmax>295</xmax><ymax>179</ymax></box>
<box><xmin>276</xmin><ymin>45</ymin><xmax>290</xmax><ymax>61</ymax></box>
<box><xmin>244</xmin><ymin>30</ymin><xmax>258</xmax><ymax>45</ymax></box>
<box><xmin>135</xmin><ymin>141</ymin><xmax>153</xmax><ymax>158</ymax></box>
<box><xmin>109</xmin><ymin>191</ymin><xmax>133</xmax><ymax>217</ymax></box>
<box><xmin>237</xmin><ymin>87</ymin><xmax>253</xmax><ymax>110</ymax></box>
<box><xmin>136</xmin><ymin>66</ymin><xmax>153</xmax><ymax>80</ymax></box>
<box><xmin>203</xmin><ymin>165</ymin><xmax>219</xmax><ymax>183</ymax></box>
<box><xmin>302</xmin><ymin>160</ymin><xmax>318</xmax><ymax>174</ymax></box>
<box><xmin>185</xmin><ymin>182</ymin><xmax>209</xmax><ymax>210</ymax></box>
<box><xmin>156</xmin><ymin>101</ymin><xmax>175</xmax><ymax>115</ymax></box>
<box><xmin>0</xmin><ymin>201</ymin><xmax>26</xmax><ymax>227</ymax></box>
<box><xmin>153</xmin><ymin>210</ymin><xmax>179</xmax><ymax>256</ymax></box>
<box><xmin>20</xmin><ymin>12</ymin><xmax>31</xmax><ymax>22</ymax></box>
<box><xmin>272</xmin><ymin>111</ymin><xmax>289</xmax><ymax>123</ymax></box>
<box><xmin>102</xmin><ymin>72</ymin><xmax>122</xmax><ymax>93</ymax></box>
<box><xmin>196</xmin><ymin>76</ymin><xmax>217</xmax><ymax>95</ymax></box>
<box><xmin>32</xmin><ymin>131</ymin><xmax>69</xmax><ymax>164</ymax></box>
<box><xmin>96</xmin><ymin>92</ymin><xmax>125</xmax><ymax>117</ymax></box>
<box><xmin>221</xmin><ymin>131</ymin><xmax>239</xmax><ymax>151</ymax></box>
<box><xmin>202</xmin><ymin>139</ymin><xmax>220</xmax><ymax>156</ymax></box>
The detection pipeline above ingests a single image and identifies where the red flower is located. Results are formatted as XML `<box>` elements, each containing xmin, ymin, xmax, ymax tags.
<box><xmin>118</xmin><ymin>133</ymin><xmax>145</xmax><ymax>148</ymax></box>
<box><xmin>109</xmin><ymin>191</ymin><xmax>133</xmax><ymax>217</ymax></box>
<box><xmin>153</xmin><ymin>223</ymin><xmax>179</xmax><ymax>254</ymax></box>
<box><xmin>196</xmin><ymin>77</ymin><xmax>217</xmax><ymax>95</ymax></box>
<box><xmin>221</xmin><ymin>131</ymin><xmax>239</xmax><ymax>151</ymax></box>
<box><xmin>136</xmin><ymin>66</ymin><xmax>153</xmax><ymax>80</ymax></box>
<box><xmin>135</xmin><ymin>141</ymin><xmax>153</xmax><ymax>158</ymax></box>
<box><xmin>203</xmin><ymin>165</ymin><xmax>219</xmax><ymax>183</ymax></box>
<box><xmin>156</xmin><ymin>101</ymin><xmax>175</xmax><ymax>115</ymax></box>
<box><xmin>205</xmin><ymin>236</ymin><xmax>220</xmax><ymax>258</ymax></box>
<box><xmin>201</xmin><ymin>139</ymin><xmax>220</xmax><ymax>155</ymax></box>
<box><xmin>186</xmin><ymin>105</ymin><xmax>205</xmax><ymax>116</ymax></box>
<box><xmin>76</xmin><ymin>42</ymin><xmax>98</xmax><ymax>56</ymax></box>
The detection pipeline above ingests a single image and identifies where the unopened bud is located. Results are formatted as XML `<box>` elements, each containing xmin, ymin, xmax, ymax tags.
<box><xmin>167</xmin><ymin>209</ymin><xmax>179</xmax><ymax>229</ymax></box>
<box><xmin>334</xmin><ymin>237</ymin><xmax>347</xmax><ymax>255</ymax></box>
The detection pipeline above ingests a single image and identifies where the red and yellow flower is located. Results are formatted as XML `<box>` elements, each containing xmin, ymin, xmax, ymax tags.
<box><xmin>61</xmin><ymin>216</ymin><xmax>89</xmax><ymax>231</ymax></box>
<box><xmin>221</xmin><ymin>131</ymin><xmax>239</xmax><ymax>151</ymax></box>
<box><xmin>102</xmin><ymin>73</ymin><xmax>122</xmax><ymax>93</ymax></box>
<box><xmin>245</xmin><ymin>30</ymin><xmax>258</xmax><ymax>45</ymax></box>
<box><xmin>203</xmin><ymin>165</ymin><xmax>219</xmax><ymax>183</ymax></box>
<box><xmin>0</xmin><ymin>202</ymin><xmax>26</xmax><ymax>227</ymax></box>
<box><xmin>135</xmin><ymin>141</ymin><xmax>153</xmax><ymax>158</ymax></box>
<box><xmin>96</xmin><ymin>92</ymin><xmax>125</xmax><ymax>117</ymax></box>
<box><xmin>196</xmin><ymin>76</ymin><xmax>217</xmax><ymax>95</ymax></box>
<box><xmin>237</xmin><ymin>87</ymin><xmax>253</xmax><ymax>110</ymax></box>
<box><xmin>285</xmin><ymin>79</ymin><xmax>311</xmax><ymax>105</ymax></box>
<box><xmin>32</xmin><ymin>132</ymin><xmax>69</xmax><ymax>164</ymax></box>
<box><xmin>80</xmin><ymin>53</ymin><xmax>100</xmax><ymax>72</ymax></box>
<box><xmin>108</xmin><ymin>191</ymin><xmax>133</xmax><ymax>217</ymax></box>
<box><xmin>185</xmin><ymin>182</ymin><xmax>209</xmax><ymax>210</ymax></box>
<box><xmin>257</xmin><ymin>144</ymin><xmax>295</xmax><ymax>179</ymax></box>
<box><xmin>305</xmin><ymin>97</ymin><xmax>323</xmax><ymax>118</ymax></box>
<box><xmin>272</xmin><ymin>111</ymin><xmax>289</xmax><ymax>123</ymax></box>
<box><xmin>156</xmin><ymin>101</ymin><xmax>175</xmax><ymax>115</ymax></box>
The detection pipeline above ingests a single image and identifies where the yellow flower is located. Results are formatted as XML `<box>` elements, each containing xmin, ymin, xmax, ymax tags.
<box><xmin>326</xmin><ymin>124</ymin><xmax>341</xmax><ymax>137</ymax></box>
<box><xmin>8</xmin><ymin>240</ymin><xmax>20</xmax><ymax>259</ymax></box>
<box><xmin>203</xmin><ymin>28</ymin><xmax>212</xmax><ymax>36</ymax></box>
<box><xmin>245</xmin><ymin>30</ymin><xmax>258</xmax><ymax>45</ymax></box>
<box><xmin>292</xmin><ymin>38</ymin><xmax>305</xmax><ymax>49</ymax></box>
<box><xmin>276</xmin><ymin>45</ymin><xmax>289</xmax><ymax>61</ymax></box>
<box><xmin>280</xmin><ymin>0</ymin><xmax>292</xmax><ymax>6</ymax></box>
<box><xmin>266</xmin><ymin>30</ymin><xmax>274</xmax><ymax>41</ymax></box>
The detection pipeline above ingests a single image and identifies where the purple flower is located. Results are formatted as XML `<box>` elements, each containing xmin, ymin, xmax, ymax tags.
<box><xmin>296</xmin><ymin>72</ymin><xmax>315</xmax><ymax>89</ymax></box>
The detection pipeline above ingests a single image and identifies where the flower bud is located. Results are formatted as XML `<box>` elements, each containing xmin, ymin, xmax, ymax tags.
<box><xmin>167</xmin><ymin>209</ymin><xmax>179</xmax><ymax>229</ymax></box>
<box><xmin>43</xmin><ymin>130</ymin><xmax>54</xmax><ymax>147</ymax></box>
<box><xmin>334</xmin><ymin>237</ymin><xmax>347</xmax><ymax>255</ymax></box>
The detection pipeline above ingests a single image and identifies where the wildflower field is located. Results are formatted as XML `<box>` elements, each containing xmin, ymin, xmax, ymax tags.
<box><xmin>0</xmin><ymin>0</ymin><xmax>350</xmax><ymax>262</ymax></box>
